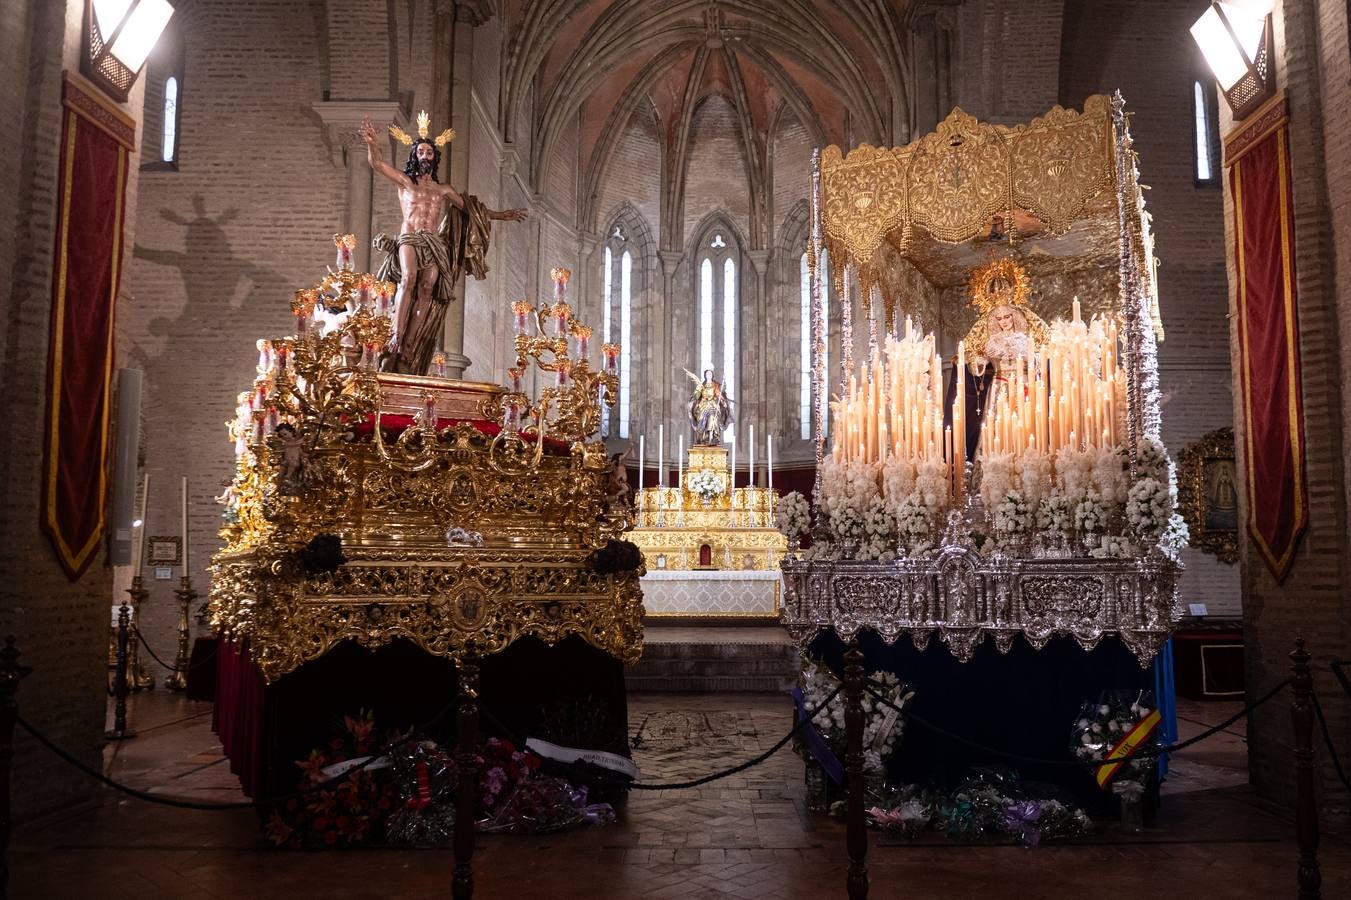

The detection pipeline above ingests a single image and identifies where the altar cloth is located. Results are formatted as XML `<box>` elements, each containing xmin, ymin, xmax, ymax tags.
<box><xmin>640</xmin><ymin>569</ymin><xmax>781</xmax><ymax>618</ymax></box>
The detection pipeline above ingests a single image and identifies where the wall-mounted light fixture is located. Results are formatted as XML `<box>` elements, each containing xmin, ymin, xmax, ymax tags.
<box><xmin>82</xmin><ymin>0</ymin><xmax>176</xmax><ymax>102</ymax></box>
<box><xmin>1190</xmin><ymin>1</ymin><xmax>1276</xmax><ymax>121</ymax></box>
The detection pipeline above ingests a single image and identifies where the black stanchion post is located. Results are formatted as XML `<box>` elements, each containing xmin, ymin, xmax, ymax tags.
<box><xmin>1290</xmin><ymin>637</ymin><xmax>1320</xmax><ymax>899</ymax></box>
<box><xmin>105</xmin><ymin>603</ymin><xmax>136</xmax><ymax>740</ymax></box>
<box><xmin>453</xmin><ymin>653</ymin><xmax>480</xmax><ymax>900</ymax></box>
<box><xmin>843</xmin><ymin>639</ymin><xmax>868</xmax><ymax>899</ymax></box>
<box><xmin>1</xmin><ymin>637</ymin><xmax>32</xmax><ymax>900</ymax></box>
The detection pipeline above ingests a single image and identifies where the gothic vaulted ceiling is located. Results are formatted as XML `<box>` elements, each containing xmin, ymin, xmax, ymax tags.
<box><xmin>501</xmin><ymin>0</ymin><xmax>921</xmax><ymax>247</ymax></box>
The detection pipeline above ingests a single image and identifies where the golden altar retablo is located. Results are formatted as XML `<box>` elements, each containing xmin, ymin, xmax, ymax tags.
<box><xmin>629</xmin><ymin>445</ymin><xmax>786</xmax><ymax>572</ymax></box>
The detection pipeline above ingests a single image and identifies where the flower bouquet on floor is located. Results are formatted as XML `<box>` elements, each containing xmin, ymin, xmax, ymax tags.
<box><xmin>1070</xmin><ymin>689</ymin><xmax>1161</xmax><ymax>831</ymax></box>
<box><xmin>795</xmin><ymin>659</ymin><xmax>914</xmax><ymax>809</ymax></box>
<box><xmin>476</xmin><ymin>737</ymin><xmax>615</xmax><ymax>834</ymax></box>
<box><xmin>264</xmin><ymin>709</ymin><xmax>403</xmax><ymax>849</ymax></box>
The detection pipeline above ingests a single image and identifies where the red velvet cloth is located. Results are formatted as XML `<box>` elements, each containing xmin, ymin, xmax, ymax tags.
<box><xmin>213</xmin><ymin>640</ymin><xmax>269</xmax><ymax>798</ymax></box>
<box><xmin>41</xmin><ymin>74</ymin><xmax>134</xmax><ymax>579</ymax></box>
<box><xmin>350</xmin><ymin>414</ymin><xmax>572</xmax><ymax>453</ymax></box>
<box><xmin>1230</xmin><ymin>117</ymin><xmax>1308</xmax><ymax>580</ymax></box>
<box><xmin>213</xmin><ymin>636</ymin><xmax>630</xmax><ymax>801</ymax></box>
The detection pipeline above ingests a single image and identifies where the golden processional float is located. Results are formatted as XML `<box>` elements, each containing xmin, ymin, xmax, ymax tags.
<box><xmin>211</xmin><ymin>260</ymin><xmax>641</xmax><ymax>680</ymax></box>
<box><xmin>782</xmin><ymin>93</ymin><xmax>1183</xmax><ymax>665</ymax></box>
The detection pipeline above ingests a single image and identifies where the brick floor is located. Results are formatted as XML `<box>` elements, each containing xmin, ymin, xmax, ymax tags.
<box><xmin>8</xmin><ymin>691</ymin><xmax>1349</xmax><ymax>898</ymax></box>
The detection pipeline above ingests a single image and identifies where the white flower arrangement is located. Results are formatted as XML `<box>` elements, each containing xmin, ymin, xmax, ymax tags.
<box><xmin>881</xmin><ymin>455</ymin><xmax>917</xmax><ymax>507</ymax></box>
<box><xmin>1037</xmin><ymin>492</ymin><xmax>1074</xmax><ymax>533</ymax></box>
<box><xmin>1158</xmin><ymin>513</ymin><xmax>1190</xmax><ymax>557</ymax></box>
<box><xmin>818</xmin><ymin>458</ymin><xmax>880</xmax><ymax>516</ymax></box>
<box><xmin>776</xmin><ymin>491</ymin><xmax>812</xmax><ymax>540</ymax></box>
<box><xmin>828</xmin><ymin>495</ymin><xmax>866</xmax><ymax>550</ymax></box>
<box><xmin>800</xmin><ymin>661</ymin><xmax>913</xmax><ymax>774</ymax></box>
<box><xmin>894</xmin><ymin>492</ymin><xmax>933</xmax><ymax>557</ymax></box>
<box><xmin>1089</xmin><ymin>533</ymin><xmax>1137</xmax><ymax>559</ymax></box>
<box><xmin>1018</xmin><ymin>450</ymin><xmax>1053</xmax><ymax>509</ymax></box>
<box><xmin>1075</xmin><ymin>489</ymin><xmax>1108</xmax><ymax>534</ymax></box>
<box><xmin>914</xmin><ymin>458</ymin><xmax>950</xmax><ymax>516</ymax></box>
<box><xmin>994</xmin><ymin>490</ymin><xmax>1033</xmax><ymax>536</ymax></box>
<box><xmin>859</xmin><ymin>495</ymin><xmax>896</xmax><ymax>562</ymax></box>
<box><xmin>979</xmin><ymin>452</ymin><xmax>1016</xmax><ymax>512</ymax></box>
<box><xmin>1090</xmin><ymin>446</ymin><xmax>1128</xmax><ymax>506</ymax></box>
<box><xmin>686</xmin><ymin>468</ymin><xmax>724</xmax><ymax>502</ymax></box>
<box><xmin>1125</xmin><ymin>476</ymin><xmax>1172</xmax><ymax>538</ymax></box>
<box><xmin>1054</xmin><ymin>447</ymin><xmax>1095</xmax><ymax>505</ymax></box>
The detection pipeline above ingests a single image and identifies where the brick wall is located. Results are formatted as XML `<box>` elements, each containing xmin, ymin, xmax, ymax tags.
<box><xmin>0</xmin><ymin>0</ymin><xmax>146</xmax><ymax>820</ymax></box>
<box><xmin>1224</xmin><ymin>0</ymin><xmax>1351</xmax><ymax>818</ymax></box>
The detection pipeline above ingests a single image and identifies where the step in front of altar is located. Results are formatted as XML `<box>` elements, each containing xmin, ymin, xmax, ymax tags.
<box><xmin>626</xmin><ymin>626</ymin><xmax>798</xmax><ymax>693</ymax></box>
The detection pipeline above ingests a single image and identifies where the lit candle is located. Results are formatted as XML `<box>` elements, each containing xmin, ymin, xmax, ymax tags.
<box><xmin>550</xmin><ymin>266</ymin><xmax>571</xmax><ymax>302</ymax></box>
<box><xmin>658</xmin><ymin>424</ymin><xmax>664</xmax><ymax>488</ymax></box>
<box><xmin>602</xmin><ymin>342</ymin><xmax>620</xmax><ymax>373</ymax></box>
<box><xmin>423</xmin><ymin>392</ymin><xmax>437</xmax><ymax>428</ymax></box>
<box><xmin>512</xmin><ymin>300</ymin><xmax>534</xmax><ymax>335</ymax></box>
<box><xmin>677</xmin><ymin>435</ymin><xmax>684</xmax><ymax>489</ymax></box>
<box><xmin>508</xmin><ymin>366</ymin><xmax>523</xmax><ymax>393</ymax></box>
<box><xmin>575</xmin><ymin>324</ymin><xmax>592</xmax><ymax>360</ymax></box>
<box><xmin>638</xmin><ymin>434</ymin><xmax>645</xmax><ymax>493</ymax></box>
<box><xmin>334</xmin><ymin>233</ymin><xmax>355</xmax><ymax>271</ymax></box>
<box><xmin>556</xmin><ymin>358</ymin><xmax>571</xmax><ymax>388</ymax></box>
<box><xmin>256</xmin><ymin>339</ymin><xmax>273</xmax><ymax>374</ymax></box>
<box><xmin>180</xmin><ymin>475</ymin><xmax>189</xmax><ymax>572</ymax></box>
<box><xmin>432</xmin><ymin>351</ymin><xmax>447</xmax><ymax>378</ymax></box>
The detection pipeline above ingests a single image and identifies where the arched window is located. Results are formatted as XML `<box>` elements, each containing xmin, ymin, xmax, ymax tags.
<box><xmin>696</xmin><ymin>227</ymin><xmax>739</xmax><ymax>441</ymax></box>
<box><xmin>1193</xmin><ymin>79</ymin><xmax>1219</xmax><ymax>186</ymax></box>
<box><xmin>600</xmin><ymin>223</ymin><xmax>636</xmax><ymax>438</ymax></box>
<box><xmin>142</xmin><ymin>16</ymin><xmax>182</xmax><ymax>171</ymax></box>
<box><xmin>162</xmin><ymin>76</ymin><xmax>178</xmax><ymax>163</ymax></box>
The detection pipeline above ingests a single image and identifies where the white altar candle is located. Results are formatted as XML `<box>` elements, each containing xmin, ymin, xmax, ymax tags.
<box><xmin>638</xmin><ymin>435</ymin><xmax>644</xmax><ymax>493</ymax></box>
<box><xmin>767</xmin><ymin>434</ymin><xmax>773</xmax><ymax>491</ymax></box>
<box><xmin>180</xmin><ymin>476</ymin><xmax>189</xmax><ymax>572</ymax></box>
<box><xmin>677</xmin><ymin>435</ymin><xmax>683</xmax><ymax>488</ymax></box>
<box><xmin>131</xmin><ymin>473</ymin><xmax>149</xmax><ymax>573</ymax></box>
<box><xmin>658</xmin><ymin>424</ymin><xmax>664</xmax><ymax>488</ymax></box>
<box><xmin>749</xmin><ymin>424</ymin><xmax>755</xmax><ymax>488</ymax></box>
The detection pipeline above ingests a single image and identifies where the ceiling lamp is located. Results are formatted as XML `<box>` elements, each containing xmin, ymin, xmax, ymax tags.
<box><xmin>1190</xmin><ymin>1</ymin><xmax>1276</xmax><ymax>120</ymax></box>
<box><xmin>82</xmin><ymin>0</ymin><xmax>176</xmax><ymax>102</ymax></box>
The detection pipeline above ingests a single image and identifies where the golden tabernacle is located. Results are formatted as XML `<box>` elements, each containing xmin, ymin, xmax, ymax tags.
<box><xmin>210</xmin><ymin>253</ymin><xmax>643</xmax><ymax>681</ymax></box>
<box><xmin>629</xmin><ymin>445</ymin><xmax>785</xmax><ymax>573</ymax></box>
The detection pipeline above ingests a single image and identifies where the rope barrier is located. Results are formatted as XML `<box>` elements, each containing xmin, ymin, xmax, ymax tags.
<box><xmin>130</xmin><ymin>628</ymin><xmax>214</xmax><ymax>675</ymax></box>
<box><xmin>1310</xmin><ymin>691</ymin><xmax>1351</xmax><ymax>794</ymax></box>
<box><xmin>861</xmin><ymin>678</ymin><xmax>1291</xmax><ymax>770</ymax></box>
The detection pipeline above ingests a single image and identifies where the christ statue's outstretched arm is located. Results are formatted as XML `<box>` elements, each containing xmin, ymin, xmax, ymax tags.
<box><xmin>358</xmin><ymin>118</ymin><xmax>411</xmax><ymax>189</ymax></box>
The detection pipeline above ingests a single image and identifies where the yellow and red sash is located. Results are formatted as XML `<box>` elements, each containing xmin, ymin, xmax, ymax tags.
<box><xmin>1094</xmin><ymin>709</ymin><xmax>1161</xmax><ymax>790</ymax></box>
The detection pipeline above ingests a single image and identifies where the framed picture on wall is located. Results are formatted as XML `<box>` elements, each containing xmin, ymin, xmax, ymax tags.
<box><xmin>146</xmin><ymin>536</ymin><xmax>182</xmax><ymax>567</ymax></box>
<box><xmin>1178</xmin><ymin>427</ymin><xmax>1239</xmax><ymax>564</ymax></box>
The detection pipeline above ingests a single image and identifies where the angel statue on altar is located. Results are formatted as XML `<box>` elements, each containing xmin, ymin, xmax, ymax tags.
<box><xmin>945</xmin><ymin>256</ymin><xmax>1047</xmax><ymax>460</ymax></box>
<box><xmin>359</xmin><ymin>112</ymin><xmax>528</xmax><ymax>375</ymax></box>
<box><xmin>684</xmin><ymin>368</ymin><xmax>733</xmax><ymax>447</ymax></box>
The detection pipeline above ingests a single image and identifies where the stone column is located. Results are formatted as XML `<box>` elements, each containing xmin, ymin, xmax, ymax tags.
<box><xmin>311</xmin><ymin>100</ymin><xmax>406</xmax><ymax>272</ymax></box>
<box><xmin>576</xmin><ymin>231</ymin><xmax>600</xmax><ymax>324</ymax></box>
<box><xmin>433</xmin><ymin>2</ymin><xmax>495</xmax><ymax>379</ymax></box>
<box><xmin>745</xmin><ymin>249</ymin><xmax>771</xmax><ymax>451</ymax></box>
<box><xmin>659</xmin><ymin>251</ymin><xmax>685</xmax><ymax>436</ymax></box>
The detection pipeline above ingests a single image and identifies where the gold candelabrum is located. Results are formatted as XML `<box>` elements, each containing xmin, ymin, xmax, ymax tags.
<box><xmin>210</xmin><ymin>246</ymin><xmax>643</xmax><ymax>683</ymax></box>
<box><xmin>164</xmin><ymin>575</ymin><xmax>197</xmax><ymax>691</ymax></box>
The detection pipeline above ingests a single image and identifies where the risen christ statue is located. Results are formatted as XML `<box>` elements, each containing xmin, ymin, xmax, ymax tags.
<box><xmin>359</xmin><ymin>113</ymin><xmax>527</xmax><ymax>375</ymax></box>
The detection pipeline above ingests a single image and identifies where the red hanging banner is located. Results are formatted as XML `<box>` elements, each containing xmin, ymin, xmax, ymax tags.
<box><xmin>1225</xmin><ymin>95</ymin><xmax>1307</xmax><ymax>581</ymax></box>
<box><xmin>41</xmin><ymin>73</ymin><xmax>134</xmax><ymax>579</ymax></box>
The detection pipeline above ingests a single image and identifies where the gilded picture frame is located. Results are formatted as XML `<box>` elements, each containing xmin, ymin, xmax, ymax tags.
<box><xmin>146</xmin><ymin>535</ymin><xmax>182</xmax><ymax>566</ymax></box>
<box><xmin>1178</xmin><ymin>427</ymin><xmax>1239</xmax><ymax>564</ymax></box>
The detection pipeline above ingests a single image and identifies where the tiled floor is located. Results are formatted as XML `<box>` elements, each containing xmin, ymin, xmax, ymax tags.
<box><xmin>9</xmin><ymin>689</ymin><xmax>1348</xmax><ymax>898</ymax></box>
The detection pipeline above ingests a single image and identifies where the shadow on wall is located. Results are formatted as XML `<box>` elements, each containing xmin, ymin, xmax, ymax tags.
<box><xmin>129</xmin><ymin>194</ymin><xmax>289</xmax><ymax>535</ymax></box>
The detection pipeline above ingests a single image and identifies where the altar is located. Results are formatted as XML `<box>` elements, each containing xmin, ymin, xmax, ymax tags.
<box><xmin>628</xmin><ymin>443</ymin><xmax>787</xmax><ymax>618</ymax></box>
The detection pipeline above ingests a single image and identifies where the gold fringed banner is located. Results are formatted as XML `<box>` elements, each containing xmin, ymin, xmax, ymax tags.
<box><xmin>1224</xmin><ymin>94</ymin><xmax>1307</xmax><ymax>581</ymax></box>
<box><xmin>41</xmin><ymin>72</ymin><xmax>134</xmax><ymax>579</ymax></box>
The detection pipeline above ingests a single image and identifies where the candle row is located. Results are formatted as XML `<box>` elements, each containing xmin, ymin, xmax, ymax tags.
<box><xmin>831</xmin><ymin>318</ymin><xmax>949</xmax><ymax>467</ymax></box>
<box><xmin>635</xmin><ymin>431</ymin><xmax>776</xmax><ymax>493</ymax></box>
<box><xmin>974</xmin><ymin>308</ymin><xmax>1122</xmax><ymax>464</ymax></box>
<box><xmin>125</xmin><ymin>473</ymin><xmax>191</xmax><ymax>576</ymax></box>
